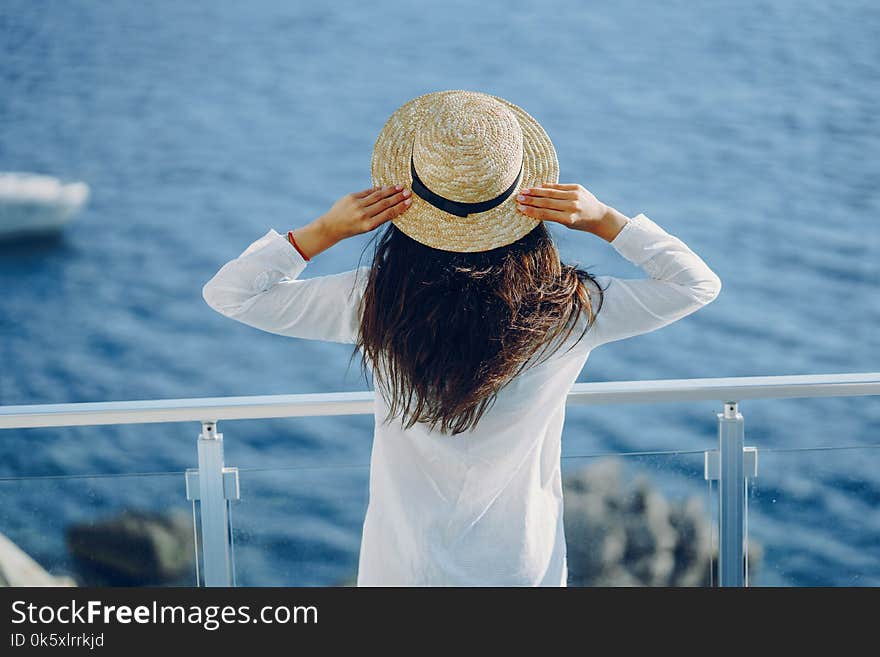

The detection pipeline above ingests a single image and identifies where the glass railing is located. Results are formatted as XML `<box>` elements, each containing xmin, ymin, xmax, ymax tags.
<box><xmin>0</xmin><ymin>373</ymin><xmax>877</xmax><ymax>587</ymax></box>
<box><xmin>232</xmin><ymin>463</ymin><xmax>370</xmax><ymax>586</ymax></box>
<box><xmin>561</xmin><ymin>450</ymin><xmax>713</xmax><ymax>587</ymax></box>
<box><xmin>747</xmin><ymin>444</ymin><xmax>880</xmax><ymax>586</ymax></box>
<box><xmin>0</xmin><ymin>470</ymin><xmax>195</xmax><ymax>587</ymax></box>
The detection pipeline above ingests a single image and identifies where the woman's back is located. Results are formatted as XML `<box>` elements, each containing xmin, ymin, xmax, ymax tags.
<box><xmin>202</xmin><ymin>211</ymin><xmax>721</xmax><ymax>586</ymax></box>
<box><xmin>358</xmin><ymin>326</ymin><xmax>590</xmax><ymax>585</ymax></box>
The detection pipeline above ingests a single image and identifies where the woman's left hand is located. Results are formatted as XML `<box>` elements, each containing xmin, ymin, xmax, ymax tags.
<box><xmin>291</xmin><ymin>185</ymin><xmax>412</xmax><ymax>259</ymax></box>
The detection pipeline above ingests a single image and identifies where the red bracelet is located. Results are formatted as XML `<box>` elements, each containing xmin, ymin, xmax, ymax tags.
<box><xmin>287</xmin><ymin>230</ymin><xmax>311</xmax><ymax>261</ymax></box>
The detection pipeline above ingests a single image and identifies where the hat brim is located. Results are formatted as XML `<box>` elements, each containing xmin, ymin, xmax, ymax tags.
<box><xmin>370</xmin><ymin>90</ymin><xmax>559</xmax><ymax>253</ymax></box>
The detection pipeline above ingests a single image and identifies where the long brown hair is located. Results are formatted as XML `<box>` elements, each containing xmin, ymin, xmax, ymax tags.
<box><xmin>350</xmin><ymin>221</ymin><xmax>604</xmax><ymax>436</ymax></box>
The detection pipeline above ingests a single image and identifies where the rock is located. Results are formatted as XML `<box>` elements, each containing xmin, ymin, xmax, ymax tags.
<box><xmin>668</xmin><ymin>496</ymin><xmax>713</xmax><ymax>586</ymax></box>
<box><xmin>565</xmin><ymin>458</ymin><xmax>624</xmax><ymax>501</ymax></box>
<box><xmin>564</xmin><ymin>457</ymin><xmax>762</xmax><ymax>586</ymax></box>
<box><xmin>0</xmin><ymin>531</ymin><xmax>76</xmax><ymax>587</ymax></box>
<box><xmin>592</xmin><ymin>566</ymin><xmax>642</xmax><ymax>587</ymax></box>
<box><xmin>66</xmin><ymin>509</ymin><xmax>195</xmax><ymax>586</ymax></box>
<box><xmin>622</xmin><ymin>478</ymin><xmax>677</xmax><ymax>585</ymax></box>
<box><xmin>564</xmin><ymin>492</ymin><xmax>626</xmax><ymax>582</ymax></box>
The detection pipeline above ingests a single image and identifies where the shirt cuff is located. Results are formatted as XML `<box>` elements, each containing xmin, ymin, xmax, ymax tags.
<box><xmin>608</xmin><ymin>212</ymin><xmax>663</xmax><ymax>266</ymax></box>
<box><xmin>264</xmin><ymin>228</ymin><xmax>310</xmax><ymax>272</ymax></box>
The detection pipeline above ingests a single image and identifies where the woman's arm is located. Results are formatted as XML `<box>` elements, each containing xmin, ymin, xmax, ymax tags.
<box><xmin>585</xmin><ymin>212</ymin><xmax>722</xmax><ymax>348</ymax></box>
<box><xmin>516</xmin><ymin>183</ymin><xmax>722</xmax><ymax>349</ymax></box>
<box><xmin>201</xmin><ymin>185</ymin><xmax>411</xmax><ymax>343</ymax></box>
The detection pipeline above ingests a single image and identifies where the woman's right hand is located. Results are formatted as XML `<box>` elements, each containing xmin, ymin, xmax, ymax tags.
<box><xmin>320</xmin><ymin>184</ymin><xmax>412</xmax><ymax>241</ymax></box>
<box><xmin>515</xmin><ymin>182</ymin><xmax>629</xmax><ymax>242</ymax></box>
<box><xmin>291</xmin><ymin>185</ymin><xmax>412</xmax><ymax>259</ymax></box>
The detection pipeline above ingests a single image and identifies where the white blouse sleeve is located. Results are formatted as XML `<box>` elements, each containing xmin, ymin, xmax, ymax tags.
<box><xmin>201</xmin><ymin>228</ymin><xmax>369</xmax><ymax>344</ymax></box>
<box><xmin>582</xmin><ymin>213</ymin><xmax>722</xmax><ymax>349</ymax></box>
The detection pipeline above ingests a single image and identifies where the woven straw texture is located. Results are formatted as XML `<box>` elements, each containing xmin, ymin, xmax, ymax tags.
<box><xmin>371</xmin><ymin>90</ymin><xmax>559</xmax><ymax>253</ymax></box>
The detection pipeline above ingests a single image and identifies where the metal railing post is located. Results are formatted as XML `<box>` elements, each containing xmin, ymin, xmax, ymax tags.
<box><xmin>717</xmin><ymin>401</ymin><xmax>745</xmax><ymax>587</ymax></box>
<box><xmin>195</xmin><ymin>420</ymin><xmax>232</xmax><ymax>586</ymax></box>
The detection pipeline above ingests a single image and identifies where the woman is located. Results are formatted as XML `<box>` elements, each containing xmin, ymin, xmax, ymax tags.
<box><xmin>202</xmin><ymin>90</ymin><xmax>721</xmax><ymax>586</ymax></box>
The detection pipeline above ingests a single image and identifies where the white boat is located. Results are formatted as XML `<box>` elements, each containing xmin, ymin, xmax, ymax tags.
<box><xmin>0</xmin><ymin>172</ymin><xmax>90</xmax><ymax>240</ymax></box>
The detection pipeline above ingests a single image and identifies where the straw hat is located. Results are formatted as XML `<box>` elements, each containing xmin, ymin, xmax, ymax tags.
<box><xmin>371</xmin><ymin>90</ymin><xmax>559</xmax><ymax>253</ymax></box>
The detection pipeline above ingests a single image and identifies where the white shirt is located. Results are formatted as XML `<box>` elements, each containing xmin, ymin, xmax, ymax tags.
<box><xmin>202</xmin><ymin>213</ymin><xmax>721</xmax><ymax>586</ymax></box>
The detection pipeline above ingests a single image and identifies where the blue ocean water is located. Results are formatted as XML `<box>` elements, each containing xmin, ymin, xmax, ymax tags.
<box><xmin>1</xmin><ymin>0</ymin><xmax>878</xmax><ymax>586</ymax></box>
